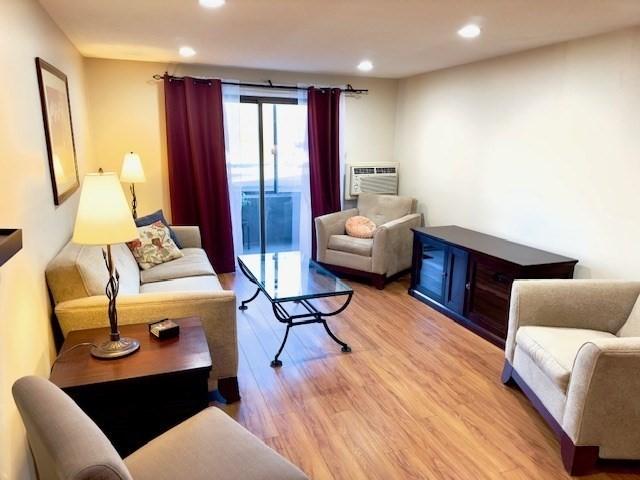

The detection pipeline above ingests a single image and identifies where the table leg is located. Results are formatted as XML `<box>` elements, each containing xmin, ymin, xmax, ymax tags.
<box><xmin>270</xmin><ymin>324</ymin><xmax>291</xmax><ymax>368</ymax></box>
<box><xmin>321</xmin><ymin>319</ymin><xmax>351</xmax><ymax>353</ymax></box>
<box><xmin>239</xmin><ymin>287</ymin><xmax>260</xmax><ymax>311</ymax></box>
<box><xmin>237</xmin><ymin>260</ymin><xmax>262</xmax><ymax>311</ymax></box>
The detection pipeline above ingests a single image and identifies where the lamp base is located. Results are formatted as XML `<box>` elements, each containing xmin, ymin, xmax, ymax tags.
<box><xmin>90</xmin><ymin>337</ymin><xmax>140</xmax><ymax>359</ymax></box>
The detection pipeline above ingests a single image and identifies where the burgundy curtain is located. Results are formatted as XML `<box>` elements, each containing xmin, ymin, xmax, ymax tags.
<box><xmin>308</xmin><ymin>87</ymin><xmax>342</xmax><ymax>259</ymax></box>
<box><xmin>163</xmin><ymin>75</ymin><xmax>235</xmax><ymax>273</ymax></box>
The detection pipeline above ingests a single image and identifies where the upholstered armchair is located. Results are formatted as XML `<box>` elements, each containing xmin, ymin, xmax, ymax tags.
<box><xmin>13</xmin><ymin>376</ymin><xmax>308</xmax><ymax>480</ymax></box>
<box><xmin>502</xmin><ymin>279</ymin><xmax>640</xmax><ymax>475</ymax></box>
<box><xmin>315</xmin><ymin>193</ymin><xmax>422</xmax><ymax>288</ymax></box>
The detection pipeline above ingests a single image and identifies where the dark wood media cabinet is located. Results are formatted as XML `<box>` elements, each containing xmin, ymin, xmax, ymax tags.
<box><xmin>409</xmin><ymin>226</ymin><xmax>578</xmax><ymax>347</ymax></box>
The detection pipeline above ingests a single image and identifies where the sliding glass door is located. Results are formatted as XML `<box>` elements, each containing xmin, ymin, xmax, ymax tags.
<box><xmin>226</xmin><ymin>95</ymin><xmax>310</xmax><ymax>256</ymax></box>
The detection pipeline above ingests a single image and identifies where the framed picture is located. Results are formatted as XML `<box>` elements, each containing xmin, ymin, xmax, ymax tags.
<box><xmin>35</xmin><ymin>57</ymin><xmax>79</xmax><ymax>205</ymax></box>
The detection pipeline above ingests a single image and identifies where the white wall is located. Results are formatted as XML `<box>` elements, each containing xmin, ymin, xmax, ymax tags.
<box><xmin>84</xmin><ymin>58</ymin><xmax>398</xmax><ymax>217</ymax></box>
<box><xmin>395</xmin><ymin>27</ymin><xmax>640</xmax><ymax>279</ymax></box>
<box><xmin>0</xmin><ymin>1</ymin><xmax>91</xmax><ymax>478</ymax></box>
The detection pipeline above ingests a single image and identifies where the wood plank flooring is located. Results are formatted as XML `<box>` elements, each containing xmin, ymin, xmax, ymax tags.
<box><xmin>217</xmin><ymin>273</ymin><xmax>640</xmax><ymax>479</ymax></box>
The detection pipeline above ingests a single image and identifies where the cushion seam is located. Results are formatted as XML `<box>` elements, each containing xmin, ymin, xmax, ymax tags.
<box><xmin>518</xmin><ymin>330</ymin><xmax>572</xmax><ymax>384</ymax></box>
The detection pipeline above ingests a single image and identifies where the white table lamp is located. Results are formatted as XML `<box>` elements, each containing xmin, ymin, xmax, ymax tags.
<box><xmin>120</xmin><ymin>152</ymin><xmax>146</xmax><ymax>219</ymax></box>
<box><xmin>73</xmin><ymin>170</ymin><xmax>140</xmax><ymax>359</ymax></box>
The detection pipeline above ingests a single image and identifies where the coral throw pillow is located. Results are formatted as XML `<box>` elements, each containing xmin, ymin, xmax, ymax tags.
<box><xmin>127</xmin><ymin>221</ymin><xmax>184</xmax><ymax>270</ymax></box>
<box><xmin>345</xmin><ymin>216</ymin><xmax>377</xmax><ymax>238</ymax></box>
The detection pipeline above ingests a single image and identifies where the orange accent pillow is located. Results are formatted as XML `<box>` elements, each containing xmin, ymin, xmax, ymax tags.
<box><xmin>345</xmin><ymin>216</ymin><xmax>377</xmax><ymax>238</ymax></box>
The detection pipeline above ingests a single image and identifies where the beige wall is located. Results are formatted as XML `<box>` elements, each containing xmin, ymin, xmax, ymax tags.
<box><xmin>0</xmin><ymin>1</ymin><xmax>91</xmax><ymax>478</ymax></box>
<box><xmin>84</xmin><ymin>58</ymin><xmax>399</xmax><ymax>218</ymax></box>
<box><xmin>395</xmin><ymin>27</ymin><xmax>640</xmax><ymax>279</ymax></box>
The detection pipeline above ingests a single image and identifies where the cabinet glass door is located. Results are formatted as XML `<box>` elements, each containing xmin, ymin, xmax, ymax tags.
<box><xmin>418</xmin><ymin>239</ymin><xmax>447</xmax><ymax>301</ymax></box>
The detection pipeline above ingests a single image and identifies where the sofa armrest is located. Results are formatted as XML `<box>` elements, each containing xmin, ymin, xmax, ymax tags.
<box><xmin>171</xmin><ymin>226</ymin><xmax>202</xmax><ymax>248</ymax></box>
<box><xmin>563</xmin><ymin>338</ymin><xmax>640</xmax><ymax>458</ymax></box>
<box><xmin>371</xmin><ymin>213</ymin><xmax>423</xmax><ymax>276</ymax></box>
<box><xmin>505</xmin><ymin>280</ymin><xmax>640</xmax><ymax>363</ymax></box>
<box><xmin>55</xmin><ymin>291</ymin><xmax>237</xmax><ymax>391</ymax></box>
<box><xmin>314</xmin><ymin>208</ymin><xmax>358</xmax><ymax>262</ymax></box>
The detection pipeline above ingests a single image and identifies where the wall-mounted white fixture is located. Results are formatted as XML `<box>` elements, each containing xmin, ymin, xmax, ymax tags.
<box><xmin>357</xmin><ymin>60</ymin><xmax>373</xmax><ymax>72</ymax></box>
<box><xmin>458</xmin><ymin>24</ymin><xmax>481</xmax><ymax>39</ymax></box>
<box><xmin>199</xmin><ymin>0</ymin><xmax>225</xmax><ymax>7</ymax></box>
<box><xmin>179</xmin><ymin>46</ymin><xmax>196</xmax><ymax>57</ymax></box>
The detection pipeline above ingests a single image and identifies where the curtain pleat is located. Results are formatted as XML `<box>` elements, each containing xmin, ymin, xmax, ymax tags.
<box><xmin>164</xmin><ymin>75</ymin><xmax>235</xmax><ymax>273</ymax></box>
<box><xmin>307</xmin><ymin>87</ymin><xmax>342</xmax><ymax>259</ymax></box>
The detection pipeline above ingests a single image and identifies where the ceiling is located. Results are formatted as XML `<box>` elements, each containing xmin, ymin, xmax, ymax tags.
<box><xmin>40</xmin><ymin>0</ymin><xmax>640</xmax><ymax>78</ymax></box>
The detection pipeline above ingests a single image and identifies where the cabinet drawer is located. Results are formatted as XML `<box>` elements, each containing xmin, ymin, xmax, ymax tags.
<box><xmin>466</xmin><ymin>259</ymin><xmax>517</xmax><ymax>338</ymax></box>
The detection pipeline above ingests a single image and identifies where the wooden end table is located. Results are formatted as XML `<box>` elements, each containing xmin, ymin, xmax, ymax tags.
<box><xmin>49</xmin><ymin>317</ymin><xmax>212</xmax><ymax>456</ymax></box>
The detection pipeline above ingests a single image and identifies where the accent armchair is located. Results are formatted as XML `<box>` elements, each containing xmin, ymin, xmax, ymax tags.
<box><xmin>314</xmin><ymin>193</ymin><xmax>422</xmax><ymax>289</ymax></box>
<box><xmin>502</xmin><ymin>279</ymin><xmax>640</xmax><ymax>475</ymax></box>
<box><xmin>12</xmin><ymin>376</ymin><xmax>308</xmax><ymax>480</ymax></box>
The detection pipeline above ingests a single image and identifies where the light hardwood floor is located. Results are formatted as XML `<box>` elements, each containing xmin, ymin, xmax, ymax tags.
<box><xmin>218</xmin><ymin>273</ymin><xmax>640</xmax><ymax>479</ymax></box>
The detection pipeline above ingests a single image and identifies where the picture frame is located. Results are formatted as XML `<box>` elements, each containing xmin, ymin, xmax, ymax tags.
<box><xmin>35</xmin><ymin>57</ymin><xmax>79</xmax><ymax>205</ymax></box>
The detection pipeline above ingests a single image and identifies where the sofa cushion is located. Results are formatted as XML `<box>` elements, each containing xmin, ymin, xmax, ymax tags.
<box><xmin>516</xmin><ymin>326</ymin><xmax>615</xmax><ymax>391</ymax></box>
<box><xmin>327</xmin><ymin>234</ymin><xmax>373</xmax><ymax>257</ymax></box>
<box><xmin>140</xmin><ymin>275</ymin><xmax>223</xmax><ymax>294</ymax></box>
<box><xmin>128</xmin><ymin>222</ymin><xmax>183</xmax><ymax>270</ymax></box>
<box><xmin>46</xmin><ymin>242</ymin><xmax>140</xmax><ymax>304</ymax></box>
<box><xmin>124</xmin><ymin>407</ymin><xmax>308</xmax><ymax>480</ymax></box>
<box><xmin>357</xmin><ymin>193</ymin><xmax>415</xmax><ymax>227</ymax></box>
<box><xmin>135</xmin><ymin>209</ymin><xmax>182</xmax><ymax>248</ymax></box>
<box><xmin>617</xmin><ymin>294</ymin><xmax>640</xmax><ymax>337</ymax></box>
<box><xmin>140</xmin><ymin>248</ymin><xmax>215</xmax><ymax>284</ymax></box>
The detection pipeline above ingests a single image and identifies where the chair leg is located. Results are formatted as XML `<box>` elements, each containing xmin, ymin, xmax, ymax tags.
<box><xmin>372</xmin><ymin>274</ymin><xmax>386</xmax><ymax>290</ymax></box>
<box><xmin>217</xmin><ymin>376</ymin><xmax>241</xmax><ymax>403</ymax></box>
<box><xmin>501</xmin><ymin>360</ymin><xmax>516</xmax><ymax>386</ymax></box>
<box><xmin>560</xmin><ymin>433</ymin><xmax>599</xmax><ymax>476</ymax></box>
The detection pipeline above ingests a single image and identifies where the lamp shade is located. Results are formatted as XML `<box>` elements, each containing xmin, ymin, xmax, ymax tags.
<box><xmin>72</xmin><ymin>172</ymin><xmax>139</xmax><ymax>245</ymax></box>
<box><xmin>120</xmin><ymin>152</ymin><xmax>146</xmax><ymax>183</ymax></box>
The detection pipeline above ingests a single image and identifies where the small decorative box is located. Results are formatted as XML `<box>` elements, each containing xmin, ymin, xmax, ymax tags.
<box><xmin>148</xmin><ymin>319</ymin><xmax>180</xmax><ymax>339</ymax></box>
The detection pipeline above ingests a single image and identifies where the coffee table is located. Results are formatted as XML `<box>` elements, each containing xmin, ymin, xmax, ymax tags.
<box><xmin>237</xmin><ymin>251</ymin><xmax>353</xmax><ymax>367</ymax></box>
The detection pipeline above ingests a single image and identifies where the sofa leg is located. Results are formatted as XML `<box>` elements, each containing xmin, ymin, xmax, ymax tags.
<box><xmin>372</xmin><ymin>274</ymin><xmax>386</xmax><ymax>290</ymax></box>
<box><xmin>501</xmin><ymin>360</ymin><xmax>516</xmax><ymax>386</ymax></box>
<box><xmin>560</xmin><ymin>433</ymin><xmax>599</xmax><ymax>476</ymax></box>
<box><xmin>217</xmin><ymin>377</ymin><xmax>241</xmax><ymax>404</ymax></box>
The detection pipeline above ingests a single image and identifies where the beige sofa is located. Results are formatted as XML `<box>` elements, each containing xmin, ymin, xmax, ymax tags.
<box><xmin>13</xmin><ymin>376</ymin><xmax>308</xmax><ymax>480</ymax></box>
<box><xmin>502</xmin><ymin>279</ymin><xmax>640</xmax><ymax>475</ymax></box>
<box><xmin>314</xmin><ymin>193</ymin><xmax>422</xmax><ymax>289</ymax></box>
<box><xmin>46</xmin><ymin>226</ymin><xmax>238</xmax><ymax>399</ymax></box>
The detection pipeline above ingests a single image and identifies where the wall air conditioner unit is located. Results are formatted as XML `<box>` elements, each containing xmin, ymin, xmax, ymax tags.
<box><xmin>345</xmin><ymin>163</ymin><xmax>399</xmax><ymax>200</ymax></box>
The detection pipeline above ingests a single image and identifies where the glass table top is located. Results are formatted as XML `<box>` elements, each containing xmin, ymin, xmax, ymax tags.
<box><xmin>237</xmin><ymin>251</ymin><xmax>353</xmax><ymax>302</ymax></box>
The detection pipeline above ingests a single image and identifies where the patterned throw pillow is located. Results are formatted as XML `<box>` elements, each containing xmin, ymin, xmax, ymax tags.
<box><xmin>134</xmin><ymin>210</ymin><xmax>182</xmax><ymax>248</ymax></box>
<box><xmin>345</xmin><ymin>216</ymin><xmax>377</xmax><ymax>238</ymax></box>
<box><xmin>127</xmin><ymin>221</ymin><xmax>184</xmax><ymax>270</ymax></box>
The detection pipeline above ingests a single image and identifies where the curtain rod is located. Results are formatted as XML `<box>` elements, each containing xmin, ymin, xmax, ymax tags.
<box><xmin>152</xmin><ymin>73</ymin><xmax>368</xmax><ymax>94</ymax></box>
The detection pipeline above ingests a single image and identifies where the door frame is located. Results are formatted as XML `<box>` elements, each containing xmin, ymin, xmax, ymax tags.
<box><xmin>239</xmin><ymin>95</ymin><xmax>299</xmax><ymax>254</ymax></box>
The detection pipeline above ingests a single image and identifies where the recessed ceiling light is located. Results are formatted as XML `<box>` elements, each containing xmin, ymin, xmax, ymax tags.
<box><xmin>357</xmin><ymin>60</ymin><xmax>373</xmax><ymax>72</ymax></box>
<box><xmin>199</xmin><ymin>0</ymin><xmax>225</xmax><ymax>7</ymax></box>
<box><xmin>179</xmin><ymin>46</ymin><xmax>196</xmax><ymax>57</ymax></box>
<box><xmin>458</xmin><ymin>24</ymin><xmax>481</xmax><ymax>39</ymax></box>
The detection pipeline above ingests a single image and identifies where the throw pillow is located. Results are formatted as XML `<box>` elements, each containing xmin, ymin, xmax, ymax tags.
<box><xmin>617</xmin><ymin>294</ymin><xmax>640</xmax><ymax>337</ymax></box>
<box><xmin>135</xmin><ymin>210</ymin><xmax>182</xmax><ymax>248</ymax></box>
<box><xmin>345</xmin><ymin>216</ymin><xmax>376</xmax><ymax>239</ymax></box>
<box><xmin>127</xmin><ymin>221</ymin><xmax>184</xmax><ymax>270</ymax></box>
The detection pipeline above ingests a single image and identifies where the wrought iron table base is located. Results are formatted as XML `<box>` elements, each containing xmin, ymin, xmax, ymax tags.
<box><xmin>238</xmin><ymin>271</ymin><xmax>352</xmax><ymax>368</ymax></box>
